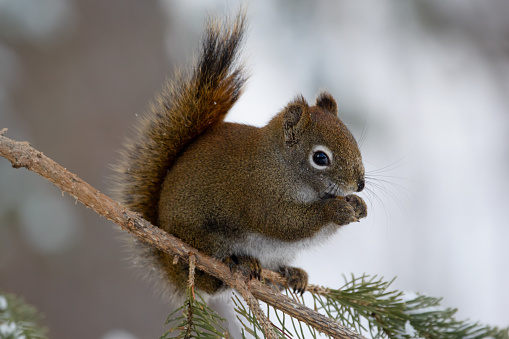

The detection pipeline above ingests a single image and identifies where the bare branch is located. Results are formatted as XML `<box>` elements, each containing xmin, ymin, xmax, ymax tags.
<box><xmin>0</xmin><ymin>131</ymin><xmax>365</xmax><ymax>339</ymax></box>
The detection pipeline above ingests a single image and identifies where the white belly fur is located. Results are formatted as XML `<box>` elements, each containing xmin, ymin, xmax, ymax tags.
<box><xmin>231</xmin><ymin>223</ymin><xmax>340</xmax><ymax>270</ymax></box>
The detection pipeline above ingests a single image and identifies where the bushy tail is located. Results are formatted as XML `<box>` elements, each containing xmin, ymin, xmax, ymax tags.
<box><xmin>113</xmin><ymin>12</ymin><xmax>247</xmax><ymax>224</ymax></box>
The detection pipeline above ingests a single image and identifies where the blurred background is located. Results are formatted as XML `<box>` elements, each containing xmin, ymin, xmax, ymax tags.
<box><xmin>1</xmin><ymin>0</ymin><xmax>508</xmax><ymax>338</ymax></box>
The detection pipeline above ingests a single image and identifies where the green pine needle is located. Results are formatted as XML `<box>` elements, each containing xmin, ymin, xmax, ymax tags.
<box><xmin>162</xmin><ymin>274</ymin><xmax>509</xmax><ymax>339</ymax></box>
<box><xmin>308</xmin><ymin>274</ymin><xmax>509</xmax><ymax>339</ymax></box>
<box><xmin>160</xmin><ymin>288</ymin><xmax>229</xmax><ymax>339</ymax></box>
<box><xmin>231</xmin><ymin>274</ymin><xmax>509</xmax><ymax>339</ymax></box>
<box><xmin>233</xmin><ymin>293</ymin><xmax>292</xmax><ymax>339</ymax></box>
<box><xmin>0</xmin><ymin>292</ymin><xmax>47</xmax><ymax>339</ymax></box>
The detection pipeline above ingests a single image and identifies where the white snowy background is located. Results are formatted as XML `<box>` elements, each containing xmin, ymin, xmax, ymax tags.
<box><xmin>1</xmin><ymin>0</ymin><xmax>508</xmax><ymax>338</ymax></box>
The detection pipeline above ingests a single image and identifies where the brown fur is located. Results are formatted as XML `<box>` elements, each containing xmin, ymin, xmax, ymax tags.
<box><xmin>113</xmin><ymin>13</ymin><xmax>247</xmax><ymax>224</ymax></box>
<box><xmin>114</xmin><ymin>12</ymin><xmax>367</xmax><ymax>298</ymax></box>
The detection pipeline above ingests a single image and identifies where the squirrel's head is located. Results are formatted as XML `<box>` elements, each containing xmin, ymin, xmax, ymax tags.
<box><xmin>271</xmin><ymin>92</ymin><xmax>365</xmax><ymax>200</ymax></box>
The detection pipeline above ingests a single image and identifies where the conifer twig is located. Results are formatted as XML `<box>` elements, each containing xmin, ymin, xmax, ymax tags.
<box><xmin>186</xmin><ymin>254</ymin><xmax>196</xmax><ymax>338</ymax></box>
<box><xmin>0</xmin><ymin>131</ymin><xmax>364</xmax><ymax>339</ymax></box>
<box><xmin>236</xmin><ymin>282</ymin><xmax>277</xmax><ymax>339</ymax></box>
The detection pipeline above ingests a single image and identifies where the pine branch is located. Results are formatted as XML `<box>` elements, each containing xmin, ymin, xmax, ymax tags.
<box><xmin>0</xmin><ymin>129</ymin><xmax>364</xmax><ymax>338</ymax></box>
<box><xmin>237</xmin><ymin>275</ymin><xmax>508</xmax><ymax>339</ymax></box>
<box><xmin>307</xmin><ymin>274</ymin><xmax>509</xmax><ymax>339</ymax></box>
<box><xmin>161</xmin><ymin>255</ymin><xmax>230</xmax><ymax>338</ymax></box>
<box><xmin>4</xmin><ymin>129</ymin><xmax>506</xmax><ymax>339</ymax></box>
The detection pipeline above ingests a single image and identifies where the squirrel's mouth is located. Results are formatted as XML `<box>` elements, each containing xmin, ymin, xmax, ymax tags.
<box><xmin>320</xmin><ymin>182</ymin><xmax>346</xmax><ymax>199</ymax></box>
<box><xmin>320</xmin><ymin>192</ymin><xmax>337</xmax><ymax>200</ymax></box>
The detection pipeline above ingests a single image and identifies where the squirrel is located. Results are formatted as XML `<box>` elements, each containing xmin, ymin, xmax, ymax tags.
<box><xmin>113</xmin><ymin>12</ymin><xmax>367</xmax><ymax>300</ymax></box>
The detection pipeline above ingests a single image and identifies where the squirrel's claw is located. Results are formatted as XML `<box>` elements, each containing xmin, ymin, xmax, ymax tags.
<box><xmin>279</xmin><ymin>266</ymin><xmax>309</xmax><ymax>296</ymax></box>
<box><xmin>225</xmin><ymin>254</ymin><xmax>262</xmax><ymax>281</ymax></box>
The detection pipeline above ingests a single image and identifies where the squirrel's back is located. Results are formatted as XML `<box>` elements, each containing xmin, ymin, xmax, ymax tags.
<box><xmin>113</xmin><ymin>13</ymin><xmax>247</xmax><ymax>224</ymax></box>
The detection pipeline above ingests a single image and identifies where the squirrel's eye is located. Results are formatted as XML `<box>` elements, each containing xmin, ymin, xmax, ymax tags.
<box><xmin>309</xmin><ymin>145</ymin><xmax>333</xmax><ymax>170</ymax></box>
<box><xmin>312</xmin><ymin>151</ymin><xmax>330</xmax><ymax>166</ymax></box>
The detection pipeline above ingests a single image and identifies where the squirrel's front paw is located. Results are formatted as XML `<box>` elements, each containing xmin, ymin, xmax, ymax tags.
<box><xmin>328</xmin><ymin>195</ymin><xmax>367</xmax><ymax>225</ymax></box>
<box><xmin>278</xmin><ymin>266</ymin><xmax>308</xmax><ymax>295</ymax></box>
<box><xmin>345</xmin><ymin>194</ymin><xmax>367</xmax><ymax>221</ymax></box>
<box><xmin>225</xmin><ymin>255</ymin><xmax>261</xmax><ymax>280</ymax></box>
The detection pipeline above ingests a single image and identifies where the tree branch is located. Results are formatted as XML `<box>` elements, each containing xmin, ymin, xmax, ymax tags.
<box><xmin>0</xmin><ymin>129</ymin><xmax>365</xmax><ymax>339</ymax></box>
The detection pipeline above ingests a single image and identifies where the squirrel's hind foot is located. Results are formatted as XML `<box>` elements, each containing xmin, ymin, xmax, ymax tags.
<box><xmin>278</xmin><ymin>266</ymin><xmax>309</xmax><ymax>295</ymax></box>
<box><xmin>225</xmin><ymin>254</ymin><xmax>262</xmax><ymax>280</ymax></box>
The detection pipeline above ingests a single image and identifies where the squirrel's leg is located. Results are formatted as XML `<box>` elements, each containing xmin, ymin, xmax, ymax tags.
<box><xmin>225</xmin><ymin>254</ymin><xmax>262</xmax><ymax>280</ymax></box>
<box><xmin>223</xmin><ymin>256</ymin><xmax>309</xmax><ymax>295</ymax></box>
<box><xmin>268</xmin><ymin>194</ymin><xmax>367</xmax><ymax>238</ymax></box>
<box><xmin>258</xmin><ymin>196</ymin><xmax>367</xmax><ymax>294</ymax></box>
<box><xmin>278</xmin><ymin>266</ymin><xmax>308</xmax><ymax>295</ymax></box>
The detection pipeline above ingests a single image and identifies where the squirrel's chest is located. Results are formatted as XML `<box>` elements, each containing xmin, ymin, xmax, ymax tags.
<box><xmin>231</xmin><ymin>223</ymin><xmax>340</xmax><ymax>270</ymax></box>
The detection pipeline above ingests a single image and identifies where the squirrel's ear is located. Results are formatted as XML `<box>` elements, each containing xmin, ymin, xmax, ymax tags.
<box><xmin>283</xmin><ymin>95</ymin><xmax>309</xmax><ymax>146</ymax></box>
<box><xmin>315</xmin><ymin>91</ymin><xmax>337</xmax><ymax>115</ymax></box>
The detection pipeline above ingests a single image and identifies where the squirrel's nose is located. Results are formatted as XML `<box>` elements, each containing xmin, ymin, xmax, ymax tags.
<box><xmin>356</xmin><ymin>178</ymin><xmax>365</xmax><ymax>192</ymax></box>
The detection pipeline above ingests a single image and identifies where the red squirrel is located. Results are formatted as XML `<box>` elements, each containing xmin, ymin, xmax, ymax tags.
<box><xmin>113</xmin><ymin>12</ymin><xmax>367</xmax><ymax>300</ymax></box>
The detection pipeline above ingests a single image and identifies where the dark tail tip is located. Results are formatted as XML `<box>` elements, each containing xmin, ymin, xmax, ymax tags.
<box><xmin>196</xmin><ymin>11</ymin><xmax>247</xmax><ymax>94</ymax></box>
